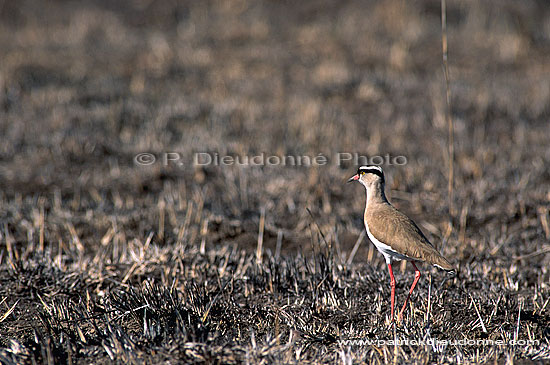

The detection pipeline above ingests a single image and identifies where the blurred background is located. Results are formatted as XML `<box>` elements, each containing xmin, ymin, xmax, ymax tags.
<box><xmin>1</xmin><ymin>0</ymin><xmax>549</xmax><ymax>261</ymax></box>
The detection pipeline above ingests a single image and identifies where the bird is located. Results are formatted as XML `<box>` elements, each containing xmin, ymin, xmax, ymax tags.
<box><xmin>348</xmin><ymin>165</ymin><xmax>454</xmax><ymax>323</ymax></box>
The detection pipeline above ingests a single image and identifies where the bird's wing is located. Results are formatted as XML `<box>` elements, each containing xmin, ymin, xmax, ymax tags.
<box><xmin>366</xmin><ymin>204</ymin><xmax>454</xmax><ymax>271</ymax></box>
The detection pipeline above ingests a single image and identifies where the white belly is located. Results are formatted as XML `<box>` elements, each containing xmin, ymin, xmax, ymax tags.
<box><xmin>365</xmin><ymin>221</ymin><xmax>412</xmax><ymax>264</ymax></box>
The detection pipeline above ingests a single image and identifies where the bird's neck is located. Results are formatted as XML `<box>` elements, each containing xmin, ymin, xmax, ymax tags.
<box><xmin>365</xmin><ymin>183</ymin><xmax>388</xmax><ymax>209</ymax></box>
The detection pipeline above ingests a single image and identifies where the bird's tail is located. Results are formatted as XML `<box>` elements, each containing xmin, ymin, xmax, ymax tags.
<box><xmin>430</xmin><ymin>253</ymin><xmax>455</xmax><ymax>274</ymax></box>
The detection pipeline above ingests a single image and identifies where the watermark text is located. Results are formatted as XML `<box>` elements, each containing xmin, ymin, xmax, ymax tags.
<box><xmin>134</xmin><ymin>152</ymin><xmax>407</xmax><ymax>168</ymax></box>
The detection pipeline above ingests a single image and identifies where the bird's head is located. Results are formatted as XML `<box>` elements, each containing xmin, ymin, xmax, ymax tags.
<box><xmin>347</xmin><ymin>165</ymin><xmax>385</xmax><ymax>189</ymax></box>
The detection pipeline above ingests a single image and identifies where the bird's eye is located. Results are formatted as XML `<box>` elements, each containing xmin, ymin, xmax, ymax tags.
<box><xmin>360</xmin><ymin>171</ymin><xmax>365</xmax><ymax>175</ymax></box>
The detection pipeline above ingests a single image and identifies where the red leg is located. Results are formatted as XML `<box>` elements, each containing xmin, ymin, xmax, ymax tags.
<box><xmin>398</xmin><ymin>261</ymin><xmax>421</xmax><ymax>322</ymax></box>
<box><xmin>387</xmin><ymin>263</ymin><xmax>396</xmax><ymax>322</ymax></box>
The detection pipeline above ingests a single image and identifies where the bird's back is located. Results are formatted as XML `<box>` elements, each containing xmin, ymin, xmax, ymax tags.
<box><xmin>365</xmin><ymin>202</ymin><xmax>454</xmax><ymax>271</ymax></box>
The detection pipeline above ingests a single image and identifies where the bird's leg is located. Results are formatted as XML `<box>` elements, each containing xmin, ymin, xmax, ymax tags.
<box><xmin>387</xmin><ymin>263</ymin><xmax>396</xmax><ymax>322</ymax></box>
<box><xmin>397</xmin><ymin>261</ymin><xmax>421</xmax><ymax>323</ymax></box>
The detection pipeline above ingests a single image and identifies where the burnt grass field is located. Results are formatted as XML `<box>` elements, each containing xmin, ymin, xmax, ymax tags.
<box><xmin>1</xmin><ymin>0</ymin><xmax>550</xmax><ymax>363</ymax></box>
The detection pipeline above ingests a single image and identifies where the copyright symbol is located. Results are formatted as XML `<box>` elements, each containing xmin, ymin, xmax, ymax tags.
<box><xmin>135</xmin><ymin>153</ymin><xmax>156</xmax><ymax>165</ymax></box>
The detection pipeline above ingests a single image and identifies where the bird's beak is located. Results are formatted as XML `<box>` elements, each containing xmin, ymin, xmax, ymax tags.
<box><xmin>347</xmin><ymin>174</ymin><xmax>359</xmax><ymax>183</ymax></box>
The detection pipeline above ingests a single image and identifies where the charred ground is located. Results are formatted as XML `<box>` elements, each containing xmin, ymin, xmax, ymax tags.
<box><xmin>0</xmin><ymin>0</ymin><xmax>549</xmax><ymax>363</ymax></box>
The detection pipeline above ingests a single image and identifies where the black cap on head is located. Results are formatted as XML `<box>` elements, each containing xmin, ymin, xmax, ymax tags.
<box><xmin>358</xmin><ymin>165</ymin><xmax>385</xmax><ymax>184</ymax></box>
